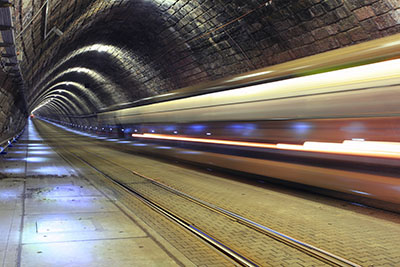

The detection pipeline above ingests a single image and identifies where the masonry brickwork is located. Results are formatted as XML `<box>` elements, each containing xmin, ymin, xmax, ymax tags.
<box><xmin>0</xmin><ymin>70</ymin><xmax>27</xmax><ymax>141</ymax></box>
<box><xmin>8</xmin><ymin>0</ymin><xmax>400</xmax><ymax>122</ymax></box>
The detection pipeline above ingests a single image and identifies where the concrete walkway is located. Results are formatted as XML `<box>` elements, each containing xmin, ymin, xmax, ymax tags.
<box><xmin>0</xmin><ymin>119</ymin><xmax>195</xmax><ymax>267</ymax></box>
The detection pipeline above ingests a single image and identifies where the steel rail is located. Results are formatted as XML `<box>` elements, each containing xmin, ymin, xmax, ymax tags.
<box><xmin>36</xmin><ymin>119</ymin><xmax>259</xmax><ymax>267</ymax></box>
<box><xmin>38</xmin><ymin>118</ymin><xmax>368</xmax><ymax>266</ymax></box>
<box><xmin>89</xmin><ymin>151</ymin><xmax>361</xmax><ymax>267</ymax></box>
<box><xmin>45</xmin><ymin>118</ymin><xmax>361</xmax><ymax>267</ymax></box>
<box><xmin>148</xmin><ymin>177</ymin><xmax>361</xmax><ymax>267</ymax></box>
<box><xmin>61</xmin><ymin>145</ymin><xmax>259</xmax><ymax>267</ymax></box>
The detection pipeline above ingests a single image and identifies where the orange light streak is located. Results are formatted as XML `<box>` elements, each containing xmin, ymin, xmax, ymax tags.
<box><xmin>132</xmin><ymin>133</ymin><xmax>277</xmax><ymax>149</ymax></box>
<box><xmin>132</xmin><ymin>133</ymin><xmax>400</xmax><ymax>159</ymax></box>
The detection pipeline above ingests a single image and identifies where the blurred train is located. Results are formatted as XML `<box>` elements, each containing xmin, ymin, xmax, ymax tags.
<box><xmin>80</xmin><ymin>34</ymin><xmax>400</xmax><ymax>204</ymax></box>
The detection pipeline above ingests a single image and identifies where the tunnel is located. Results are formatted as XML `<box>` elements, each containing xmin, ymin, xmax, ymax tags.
<box><xmin>0</xmin><ymin>0</ymin><xmax>400</xmax><ymax>266</ymax></box>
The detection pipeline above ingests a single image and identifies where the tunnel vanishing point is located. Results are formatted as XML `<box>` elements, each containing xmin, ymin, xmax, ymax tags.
<box><xmin>0</xmin><ymin>0</ymin><xmax>399</xmax><ymax>137</ymax></box>
<box><xmin>0</xmin><ymin>1</ymin><xmax>400</xmax><ymax>266</ymax></box>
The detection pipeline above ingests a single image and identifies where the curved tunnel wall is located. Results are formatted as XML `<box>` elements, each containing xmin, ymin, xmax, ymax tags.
<box><xmin>9</xmin><ymin>0</ymin><xmax>400</xmax><ymax>123</ymax></box>
<box><xmin>0</xmin><ymin>70</ymin><xmax>27</xmax><ymax>142</ymax></box>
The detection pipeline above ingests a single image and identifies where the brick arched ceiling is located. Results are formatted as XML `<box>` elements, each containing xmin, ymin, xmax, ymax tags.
<box><xmin>4</xmin><ymin>0</ymin><xmax>400</xmax><ymax>124</ymax></box>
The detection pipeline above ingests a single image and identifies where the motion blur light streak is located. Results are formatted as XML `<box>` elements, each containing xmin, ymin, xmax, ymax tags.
<box><xmin>189</xmin><ymin>125</ymin><xmax>206</xmax><ymax>132</ymax></box>
<box><xmin>293</xmin><ymin>123</ymin><xmax>311</xmax><ymax>134</ymax></box>
<box><xmin>164</xmin><ymin>125</ymin><xmax>176</xmax><ymax>131</ymax></box>
<box><xmin>342</xmin><ymin>140</ymin><xmax>400</xmax><ymax>153</ymax></box>
<box><xmin>100</xmin><ymin>58</ymin><xmax>400</xmax><ymax>128</ymax></box>
<box><xmin>132</xmin><ymin>133</ymin><xmax>400</xmax><ymax>159</ymax></box>
<box><xmin>132</xmin><ymin>133</ymin><xmax>278</xmax><ymax>149</ymax></box>
<box><xmin>36</xmin><ymin>35</ymin><xmax>400</xmax><ymax>205</ymax></box>
<box><xmin>179</xmin><ymin>151</ymin><xmax>202</xmax><ymax>155</ymax></box>
<box><xmin>197</xmin><ymin>57</ymin><xmax>400</xmax><ymax>106</ymax></box>
<box><xmin>277</xmin><ymin>142</ymin><xmax>400</xmax><ymax>159</ymax></box>
<box><xmin>351</xmin><ymin>190</ymin><xmax>371</xmax><ymax>196</ymax></box>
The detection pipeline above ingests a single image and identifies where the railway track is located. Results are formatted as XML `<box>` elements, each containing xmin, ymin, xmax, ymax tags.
<box><xmin>38</xmin><ymin>122</ymin><xmax>362</xmax><ymax>267</ymax></box>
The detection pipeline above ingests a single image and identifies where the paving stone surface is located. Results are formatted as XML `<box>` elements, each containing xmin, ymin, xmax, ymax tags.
<box><xmin>33</xmin><ymin>115</ymin><xmax>400</xmax><ymax>266</ymax></box>
<box><xmin>1</xmin><ymin>119</ymin><xmax>224</xmax><ymax>267</ymax></box>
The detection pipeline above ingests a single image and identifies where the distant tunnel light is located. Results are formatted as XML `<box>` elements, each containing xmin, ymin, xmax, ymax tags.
<box><xmin>132</xmin><ymin>133</ymin><xmax>400</xmax><ymax>159</ymax></box>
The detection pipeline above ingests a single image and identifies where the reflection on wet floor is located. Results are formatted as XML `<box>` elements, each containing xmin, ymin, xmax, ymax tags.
<box><xmin>0</xmin><ymin>118</ymin><xmax>189</xmax><ymax>267</ymax></box>
<box><xmin>0</xmin><ymin>119</ymin><xmax>76</xmax><ymax>177</ymax></box>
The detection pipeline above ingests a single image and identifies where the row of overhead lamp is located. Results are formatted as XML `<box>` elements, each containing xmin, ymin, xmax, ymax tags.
<box><xmin>63</xmin><ymin>123</ymin><xmax>215</xmax><ymax>136</ymax></box>
<box><xmin>46</xmin><ymin>119</ymin><xmax>215</xmax><ymax>136</ymax></box>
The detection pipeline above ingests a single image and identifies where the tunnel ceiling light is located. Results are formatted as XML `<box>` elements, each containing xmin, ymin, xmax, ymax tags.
<box><xmin>32</xmin><ymin>43</ymin><xmax>143</xmax><ymax>100</ymax></box>
<box><xmin>33</xmin><ymin>89</ymin><xmax>92</xmax><ymax>114</ymax></box>
<box><xmin>34</xmin><ymin>81</ymin><xmax>103</xmax><ymax>110</ymax></box>
<box><xmin>96</xmin><ymin>46</ymin><xmax>109</xmax><ymax>53</ymax></box>
<box><xmin>40</xmin><ymin>67</ymin><xmax>124</xmax><ymax>103</ymax></box>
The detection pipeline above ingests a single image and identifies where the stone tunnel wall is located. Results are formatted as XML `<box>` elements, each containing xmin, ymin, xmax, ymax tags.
<box><xmin>11</xmin><ymin>0</ymin><xmax>400</xmax><ymax>125</ymax></box>
<box><xmin>0</xmin><ymin>71</ymin><xmax>27</xmax><ymax>142</ymax></box>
